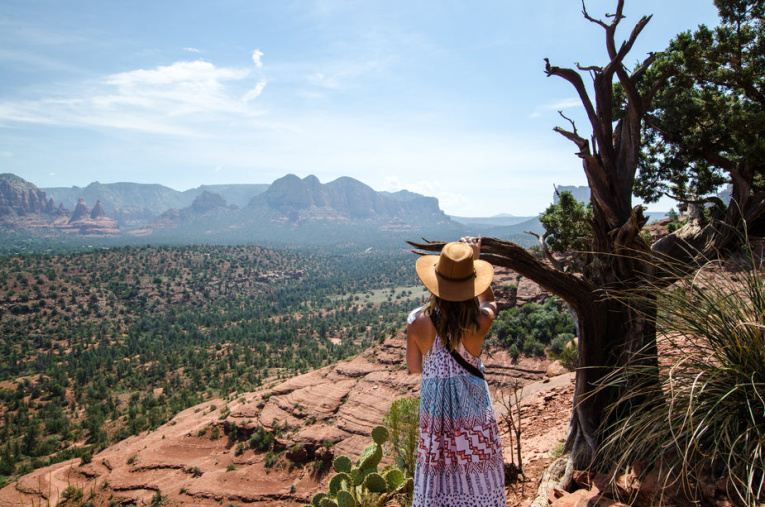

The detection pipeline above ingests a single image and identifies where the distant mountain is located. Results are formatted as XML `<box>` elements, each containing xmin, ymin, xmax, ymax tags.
<box><xmin>0</xmin><ymin>173</ymin><xmax>55</xmax><ymax>216</ymax></box>
<box><xmin>250</xmin><ymin>174</ymin><xmax>446</xmax><ymax>222</ymax></box>
<box><xmin>450</xmin><ymin>215</ymin><xmax>537</xmax><ymax>227</ymax></box>
<box><xmin>42</xmin><ymin>181</ymin><xmax>269</xmax><ymax>229</ymax></box>
<box><xmin>128</xmin><ymin>174</ymin><xmax>460</xmax><ymax>246</ymax></box>
<box><xmin>5</xmin><ymin>173</ymin><xmax>542</xmax><ymax>249</ymax></box>
<box><xmin>0</xmin><ymin>174</ymin><xmax>120</xmax><ymax>237</ymax></box>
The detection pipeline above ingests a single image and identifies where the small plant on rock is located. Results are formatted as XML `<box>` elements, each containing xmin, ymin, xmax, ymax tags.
<box><xmin>305</xmin><ymin>425</ymin><xmax>413</xmax><ymax>507</ymax></box>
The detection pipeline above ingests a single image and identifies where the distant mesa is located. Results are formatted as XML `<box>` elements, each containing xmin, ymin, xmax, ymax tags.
<box><xmin>191</xmin><ymin>190</ymin><xmax>228</xmax><ymax>213</ymax></box>
<box><xmin>0</xmin><ymin>174</ymin><xmax>121</xmax><ymax>237</ymax></box>
<box><xmin>3</xmin><ymin>172</ymin><xmax>527</xmax><ymax>246</ymax></box>
<box><xmin>0</xmin><ymin>173</ymin><xmax>51</xmax><ymax>217</ymax></box>
<box><xmin>250</xmin><ymin>174</ymin><xmax>448</xmax><ymax>224</ymax></box>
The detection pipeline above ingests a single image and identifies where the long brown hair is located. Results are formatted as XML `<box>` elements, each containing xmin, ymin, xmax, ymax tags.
<box><xmin>424</xmin><ymin>294</ymin><xmax>482</xmax><ymax>352</ymax></box>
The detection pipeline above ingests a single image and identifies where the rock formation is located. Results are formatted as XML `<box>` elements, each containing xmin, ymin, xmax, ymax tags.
<box><xmin>68</xmin><ymin>197</ymin><xmax>91</xmax><ymax>223</ymax></box>
<box><xmin>251</xmin><ymin>174</ymin><xmax>449</xmax><ymax>224</ymax></box>
<box><xmin>90</xmin><ymin>199</ymin><xmax>106</xmax><ymax>219</ymax></box>
<box><xmin>191</xmin><ymin>191</ymin><xmax>227</xmax><ymax>213</ymax></box>
<box><xmin>0</xmin><ymin>173</ymin><xmax>51</xmax><ymax>216</ymax></box>
<box><xmin>59</xmin><ymin>197</ymin><xmax>120</xmax><ymax>236</ymax></box>
<box><xmin>0</xmin><ymin>333</ymin><xmax>557</xmax><ymax>507</ymax></box>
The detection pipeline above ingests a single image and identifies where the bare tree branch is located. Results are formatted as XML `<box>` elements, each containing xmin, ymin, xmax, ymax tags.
<box><xmin>526</xmin><ymin>231</ymin><xmax>564</xmax><ymax>271</ymax></box>
<box><xmin>407</xmin><ymin>237</ymin><xmax>595</xmax><ymax>311</ymax></box>
<box><xmin>553</xmin><ymin>126</ymin><xmax>589</xmax><ymax>154</ymax></box>
<box><xmin>581</xmin><ymin>0</ymin><xmax>610</xmax><ymax>30</ymax></box>
<box><xmin>545</xmin><ymin>58</ymin><xmax>601</xmax><ymax>141</ymax></box>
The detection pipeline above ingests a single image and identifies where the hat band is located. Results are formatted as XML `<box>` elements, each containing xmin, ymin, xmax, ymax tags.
<box><xmin>434</xmin><ymin>265</ymin><xmax>476</xmax><ymax>282</ymax></box>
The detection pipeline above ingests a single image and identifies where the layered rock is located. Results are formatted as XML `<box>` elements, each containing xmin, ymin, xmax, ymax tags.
<box><xmin>0</xmin><ymin>333</ymin><xmax>555</xmax><ymax>507</ymax></box>
<box><xmin>0</xmin><ymin>173</ymin><xmax>51</xmax><ymax>216</ymax></box>
<box><xmin>59</xmin><ymin>197</ymin><xmax>120</xmax><ymax>236</ymax></box>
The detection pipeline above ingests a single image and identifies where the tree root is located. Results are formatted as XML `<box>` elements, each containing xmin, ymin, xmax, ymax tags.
<box><xmin>530</xmin><ymin>456</ymin><xmax>570</xmax><ymax>507</ymax></box>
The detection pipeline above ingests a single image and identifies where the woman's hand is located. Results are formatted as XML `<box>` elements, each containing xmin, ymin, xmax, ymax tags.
<box><xmin>460</xmin><ymin>235</ymin><xmax>481</xmax><ymax>260</ymax></box>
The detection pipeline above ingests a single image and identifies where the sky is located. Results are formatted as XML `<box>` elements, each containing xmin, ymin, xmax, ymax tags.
<box><xmin>0</xmin><ymin>1</ymin><xmax>721</xmax><ymax>217</ymax></box>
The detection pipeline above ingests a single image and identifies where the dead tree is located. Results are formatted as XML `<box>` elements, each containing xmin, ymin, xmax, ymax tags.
<box><xmin>411</xmin><ymin>0</ymin><xmax>674</xmax><ymax>482</ymax></box>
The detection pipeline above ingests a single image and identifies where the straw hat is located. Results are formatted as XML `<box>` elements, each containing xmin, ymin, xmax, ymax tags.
<box><xmin>415</xmin><ymin>242</ymin><xmax>494</xmax><ymax>302</ymax></box>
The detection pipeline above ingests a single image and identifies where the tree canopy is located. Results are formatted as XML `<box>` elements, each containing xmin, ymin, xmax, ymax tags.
<box><xmin>638</xmin><ymin>0</ymin><xmax>765</xmax><ymax>246</ymax></box>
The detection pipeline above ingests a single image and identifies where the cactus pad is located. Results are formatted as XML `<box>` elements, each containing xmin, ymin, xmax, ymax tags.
<box><xmin>319</xmin><ymin>499</ymin><xmax>339</xmax><ymax>507</ymax></box>
<box><xmin>336</xmin><ymin>490</ymin><xmax>356</xmax><ymax>507</ymax></box>
<box><xmin>333</xmin><ymin>455</ymin><xmax>352</xmax><ymax>473</ymax></box>
<box><xmin>312</xmin><ymin>492</ymin><xmax>328</xmax><ymax>507</ymax></box>
<box><xmin>384</xmin><ymin>468</ymin><xmax>404</xmax><ymax>491</ymax></box>
<box><xmin>356</xmin><ymin>443</ymin><xmax>382</xmax><ymax>471</ymax></box>
<box><xmin>364</xmin><ymin>472</ymin><xmax>387</xmax><ymax>493</ymax></box>
<box><xmin>350</xmin><ymin>467</ymin><xmax>365</xmax><ymax>486</ymax></box>
<box><xmin>329</xmin><ymin>472</ymin><xmax>351</xmax><ymax>496</ymax></box>
<box><xmin>370</xmin><ymin>425</ymin><xmax>389</xmax><ymax>445</ymax></box>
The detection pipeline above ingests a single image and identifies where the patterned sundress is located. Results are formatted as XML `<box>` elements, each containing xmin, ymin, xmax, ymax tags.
<box><xmin>409</xmin><ymin>308</ymin><xmax>506</xmax><ymax>507</ymax></box>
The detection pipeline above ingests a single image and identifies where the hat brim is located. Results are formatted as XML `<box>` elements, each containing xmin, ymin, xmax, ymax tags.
<box><xmin>415</xmin><ymin>254</ymin><xmax>494</xmax><ymax>302</ymax></box>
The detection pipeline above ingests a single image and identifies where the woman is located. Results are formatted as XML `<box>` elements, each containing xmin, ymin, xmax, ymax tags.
<box><xmin>407</xmin><ymin>236</ymin><xmax>506</xmax><ymax>506</ymax></box>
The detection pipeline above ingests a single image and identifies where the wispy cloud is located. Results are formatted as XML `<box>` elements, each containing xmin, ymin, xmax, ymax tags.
<box><xmin>530</xmin><ymin>97</ymin><xmax>582</xmax><ymax>118</ymax></box>
<box><xmin>183</xmin><ymin>47</ymin><xmax>202</xmax><ymax>53</ymax></box>
<box><xmin>0</xmin><ymin>59</ymin><xmax>266</xmax><ymax>136</ymax></box>
<box><xmin>242</xmin><ymin>80</ymin><xmax>267</xmax><ymax>102</ymax></box>
<box><xmin>252</xmin><ymin>49</ymin><xmax>264</xmax><ymax>68</ymax></box>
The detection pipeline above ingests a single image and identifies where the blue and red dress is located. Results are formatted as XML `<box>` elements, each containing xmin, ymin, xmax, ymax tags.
<box><xmin>409</xmin><ymin>308</ymin><xmax>506</xmax><ymax>507</ymax></box>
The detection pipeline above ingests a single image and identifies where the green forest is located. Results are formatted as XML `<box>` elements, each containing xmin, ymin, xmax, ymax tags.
<box><xmin>0</xmin><ymin>244</ymin><xmax>432</xmax><ymax>485</ymax></box>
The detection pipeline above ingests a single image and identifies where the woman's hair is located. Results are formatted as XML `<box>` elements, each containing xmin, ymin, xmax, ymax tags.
<box><xmin>424</xmin><ymin>294</ymin><xmax>482</xmax><ymax>352</ymax></box>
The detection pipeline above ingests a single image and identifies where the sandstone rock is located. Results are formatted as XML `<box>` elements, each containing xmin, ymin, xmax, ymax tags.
<box><xmin>0</xmin><ymin>173</ymin><xmax>50</xmax><ymax>216</ymax></box>
<box><xmin>69</xmin><ymin>197</ymin><xmax>90</xmax><ymax>223</ymax></box>
<box><xmin>90</xmin><ymin>199</ymin><xmax>106</xmax><ymax>219</ymax></box>
<box><xmin>547</xmin><ymin>360</ymin><xmax>570</xmax><ymax>377</ymax></box>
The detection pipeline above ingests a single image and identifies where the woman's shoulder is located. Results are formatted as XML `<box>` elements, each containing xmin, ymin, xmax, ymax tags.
<box><xmin>406</xmin><ymin>306</ymin><xmax>423</xmax><ymax>325</ymax></box>
<box><xmin>407</xmin><ymin>306</ymin><xmax>432</xmax><ymax>328</ymax></box>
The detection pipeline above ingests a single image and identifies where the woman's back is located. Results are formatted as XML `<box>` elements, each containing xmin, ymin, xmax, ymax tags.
<box><xmin>409</xmin><ymin>307</ymin><xmax>506</xmax><ymax>507</ymax></box>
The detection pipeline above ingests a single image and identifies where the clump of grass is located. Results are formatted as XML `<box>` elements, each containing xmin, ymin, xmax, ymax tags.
<box><xmin>597</xmin><ymin>247</ymin><xmax>765</xmax><ymax>505</ymax></box>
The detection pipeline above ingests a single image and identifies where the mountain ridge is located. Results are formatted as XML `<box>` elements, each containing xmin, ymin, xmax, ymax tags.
<box><xmin>2</xmin><ymin>173</ymin><xmax>540</xmax><ymax>249</ymax></box>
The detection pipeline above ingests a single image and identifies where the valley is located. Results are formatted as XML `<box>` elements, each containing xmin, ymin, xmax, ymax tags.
<box><xmin>0</xmin><ymin>245</ymin><xmax>428</xmax><ymax>487</ymax></box>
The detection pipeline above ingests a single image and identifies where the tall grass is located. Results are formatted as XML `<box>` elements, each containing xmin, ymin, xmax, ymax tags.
<box><xmin>596</xmin><ymin>248</ymin><xmax>765</xmax><ymax>505</ymax></box>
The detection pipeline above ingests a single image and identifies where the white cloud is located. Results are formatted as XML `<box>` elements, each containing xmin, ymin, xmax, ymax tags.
<box><xmin>252</xmin><ymin>49</ymin><xmax>264</xmax><ymax>68</ymax></box>
<box><xmin>530</xmin><ymin>97</ymin><xmax>583</xmax><ymax>118</ymax></box>
<box><xmin>105</xmin><ymin>60</ymin><xmax>248</xmax><ymax>88</ymax></box>
<box><xmin>242</xmin><ymin>80</ymin><xmax>267</xmax><ymax>102</ymax></box>
<box><xmin>183</xmin><ymin>47</ymin><xmax>202</xmax><ymax>53</ymax></box>
<box><xmin>0</xmin><ymin>59</ymin><xmax>265</xmax><ymax>136</ymax></box>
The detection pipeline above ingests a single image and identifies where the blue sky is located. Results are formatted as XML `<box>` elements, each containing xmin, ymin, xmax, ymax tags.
<box><xmin>0</xmin><ymin>1</ymin><xmax>720</xmax><ymax>216</ymax></box>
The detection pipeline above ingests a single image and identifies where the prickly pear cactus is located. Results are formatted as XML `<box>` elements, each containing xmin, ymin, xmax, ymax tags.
<box><xmin>310</xmin><ymin>424</ymin><xmax>410</xmax><ymax>507</ymax></box>
<box><xmin>329</xmin><ymin>472</ymin><xmax>352</xmax><ymax>496</ymax></box>
<box><xmin>363</xmin><ymin>472</ymin><xmax>387</xmax><ymax>493</ymax></box>
<box><xmin>336</xmin><ymin>490</ymin><xmax>356</xmax><ymax>507</ymax></box>
<box><xmin>333</xmin><ymin>455</ymin><xmax>352</xmax><ymax>473</ymax></box>
<box><xmin>356</xmin><ymin>443</ymin><xmax>382</xmax><ymax>471</ymax></box>
<box><xmin>384</xmin><ymin>468</ymin><xmax>404</xmax><ymax>491</ymax></box>
<box><xmin>370</xmin><ymin>425</ymin><xmax>389</xmax><ymax>445</ymax></box>
<box><xmin>350</xmin><ymin>467</ymin><xmax>365</xmax><ymax>487</ymax></box>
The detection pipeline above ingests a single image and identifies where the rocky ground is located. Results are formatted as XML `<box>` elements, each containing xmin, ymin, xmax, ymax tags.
<box><xmin>0</xmin><ymin>329</ymin><xmax>574</xmax><ymax>506</ymax></box>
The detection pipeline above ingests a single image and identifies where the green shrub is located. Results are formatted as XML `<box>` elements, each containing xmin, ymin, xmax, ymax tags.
<box><xmin>383</xmin><ymin>397</ymin><xmax>419</xmax><ymax>477</ymax></box>
<box><xmin>597</xmin><ymin>250</ymin><xmax>765</xmax><ymax>505</ymax></box>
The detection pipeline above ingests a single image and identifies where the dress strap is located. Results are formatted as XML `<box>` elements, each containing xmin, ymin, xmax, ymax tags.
<box><xmin>449</xmin><ymin>349</ymin><xmax>486</xmax><ymax>381</ymax></box>
<box><xmin>407</xmin><ymin>306</ymin><xmax>423</xmax><ymax>325</ymax></box>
